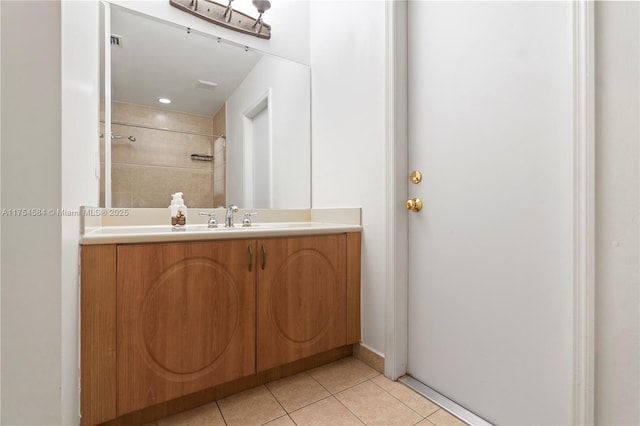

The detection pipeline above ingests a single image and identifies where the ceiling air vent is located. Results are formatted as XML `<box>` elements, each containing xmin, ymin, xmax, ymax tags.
<box><xmin>110</xmin><ymin>34</ymin><xmax>123</xmax><ymax>47</ymax></box>
<box><xmin>196</xmin><ymin>80</ymin><xmax>218</xmax><ymax>91</ymax></box>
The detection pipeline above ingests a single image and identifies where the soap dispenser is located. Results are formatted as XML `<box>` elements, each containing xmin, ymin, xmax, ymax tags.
<box><xmin>170</xmin><ymin>192</ymin><xmax>188</xmax><ymax>227</ymax></box>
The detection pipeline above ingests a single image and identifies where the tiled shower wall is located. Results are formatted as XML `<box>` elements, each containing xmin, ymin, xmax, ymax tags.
<box><xmin>212</xmin><ymin>105</ymin><xmax>226</xmax><ymax>207</ymax></box>
<box><xmin>100</xmin><ymin>101</ymin><xmax>226</xmax><ymax>208</ymax></box>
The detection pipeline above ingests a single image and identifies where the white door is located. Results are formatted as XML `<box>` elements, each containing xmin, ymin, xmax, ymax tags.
<box><xmin>407</xmin><ymin>2</ymin><xmax>575</xmax><ymax>424</ymax></box>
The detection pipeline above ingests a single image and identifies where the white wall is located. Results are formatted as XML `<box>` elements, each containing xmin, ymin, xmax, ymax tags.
<box><xmin>0</xmin><ymin>2</ymin><xmax>99</xmax><ymax>424</ymax></box>
<box><xmin>1</xmin><ymin>1</ymin><xmax>636</xmax><ymax>424</ymax></box>
<box><xmin>310</xmin><ymin>1</ymin><xmax>387</xmax><ymax>354</ymax></box>
<box><xmin>594</xmin><ymin>2</ymin><xmax>640</xmax><ymax>424</ymax></box>
<box><xmin>108</xmin><ymin>0</ymin><xmax>310</xmax><ymax>65</ymax></box>
<box><xmin>0</xmin><ymin>1</ymin><xmax>3</xmax><ymax>420</ymax></box>
<box><xmin>1</xmin><ymin>1</ymin><xmax>63</xmax><ymax>423</ymax></box>
<box><xmin>61</xmin><ymin>2</ymin><xmax>101</xmax><ymax>424</ymax></box>
<box><xmin>226</xmin><ymin>55</ymin><xmax>310</xmax><ymax>208</ymax></box>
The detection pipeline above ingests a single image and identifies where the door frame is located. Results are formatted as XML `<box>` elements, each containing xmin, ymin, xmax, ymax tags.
<box><xmin>242</xmin><ymin>89</ymin><xmax>273</xmax><ymax>208</ymax></box>
<box><xmin>383</xmin><ymin>2</ymin><xmax>595</xmax><ymax>425</ymax></box>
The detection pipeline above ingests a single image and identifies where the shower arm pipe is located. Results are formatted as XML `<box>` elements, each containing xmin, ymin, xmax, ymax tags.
<box><xmin>100</xmin><ymin>120</ymin><xmax>225</xmax><ymax>139</ymax></box>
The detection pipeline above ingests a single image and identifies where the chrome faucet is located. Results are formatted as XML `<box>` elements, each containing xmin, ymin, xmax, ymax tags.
<box><xmin>225</xmin><ymin>204</ymin><xmax>238</xmax><ymax>227</ymax></box>
<box><xmin>198</xmin><ymin>212</ymin><xmax>218</xmax><ymax>228</ymax></box>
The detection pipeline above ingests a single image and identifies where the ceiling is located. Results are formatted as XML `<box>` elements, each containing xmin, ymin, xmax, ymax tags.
<box><xmin>109</xmin><ymin>6</ymin><xmax>263</xmax><ymax>117</ymax></box>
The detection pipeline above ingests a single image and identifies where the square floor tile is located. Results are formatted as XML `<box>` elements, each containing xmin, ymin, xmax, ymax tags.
<box><xmin>336</xmin><ymin>380</ymin><xmax>423</xmax><ymax>426</ymax></box>
<box><xmin>156</xmin><ymin>402</ymin><xmax>225</xmax><ymax>426</ymax></box>
<box><xmin>267</xmin><ymin>372</ymin><xmax>331</xmax><ymax>412</ymax></box>
<box><xmin>371</xmin><ymin>375</ymin><xmax>439</xmax><ymax>417</ymax></box>
<box><xmin>308</xmin><ymin>359</ymin><xmax>369</xmax><ymax>394</ymax></box>
<box><xmin>217</xmin><ymin>385</ymin><xmax>285</xmax><ymax>426</ymax></box>
<box><xmin>428</xmin><ymin>409</ymin><xmax>469</xmax><ymax>426</ymax></box>
<box><xmin>340</xmin><ymin>357</ymin><xmax>381</xmax><ymax>379</ymax></box>
<box><xmin>289</xmin><ymin>396</ymin><xmax>363</xmax><ymax>426</ymax></box>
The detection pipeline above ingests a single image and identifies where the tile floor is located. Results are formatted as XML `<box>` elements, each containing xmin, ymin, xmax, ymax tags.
<box><xmin>148</xmin><ymin>357</ymin><xmax>468</xmax><ymax>426</ymax></box>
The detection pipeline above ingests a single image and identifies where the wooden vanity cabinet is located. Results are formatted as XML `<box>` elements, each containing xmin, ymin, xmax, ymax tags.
<box><xmin>80</xmin><ymin>232</ymin><xmax>361</xmax><ymax>426</ymax></box>
<box><xmin>256</xmin><ymin>234</ymin><xmax>347</xmax><ymax>371</ymax></box>
<box><xmin>116</xmin><ymin>240</ymin><xmax>256</xmax><ymax>414</ymax></box>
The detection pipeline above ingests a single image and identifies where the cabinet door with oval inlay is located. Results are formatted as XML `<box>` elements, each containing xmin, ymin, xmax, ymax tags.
<box><xmin>117</xmin><ymin>240</ymin><xmax>256</xmax><ymax>414</ymax></box>
<box><xmin>257</xmin><ymin>234</ymin><xmax>347</xmax><ymax>371</ymax></box>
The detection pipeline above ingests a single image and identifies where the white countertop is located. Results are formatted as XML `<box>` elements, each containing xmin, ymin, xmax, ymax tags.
<box><xmin>81</xmin><ymin>222</ymin><xmax>361</xmax><ymax>245</ymax></box>
<box><xmin>79</xmin><ymin>207</ymin><xmax>362</xmax><ymax>245</ymax></box>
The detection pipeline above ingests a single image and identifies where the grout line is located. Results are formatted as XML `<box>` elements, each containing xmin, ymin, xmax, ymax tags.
<box><xmin>305</xmin><ymin>367</ymin><xmax>336</xmax><ymax>395</ymax></box>
<box><xmin>417</xmin><ymin>416</ymin><xmax>437</xmax><ymax>426</ymax></box>
<box><xmin>259</xmin><ymin>413</ymin><xmax>291</xmax><ymax>426</ymax></box>
<box><xmin>215</xmin><ymin>400</ymin><xmax>229</xmax><ymax>426</ymax></box>
<box><xmin>288</xmin><ymin>413</ymin><xmax>299</xmax><ymax>426</ymax></box>
<box><xmin>264</xmin><ymin>382</ymin><xmax>289</xmax><ymax>416</ymax></box>
<box><xmin>287</xmin><ymin>394</ymin><xmax>335</xmax><ymax>417</ymax></box>
<box><xmin>332</xmin><ymin>392</ymin><xmax>366</xmax><ymax>425</ymax></box>
<box><xmin>265</xmin><ymin>373</ymin><xmax>334</xmax><ymax>414</ymax></box>
<box><xmin>368</xmin><ymin>376</ymin><xmax>432</xmax><ymax>420</ymax></box>
<box><xmin>329</xmin><ymin>377</ymin><xmax>370</xmax><ymax>396</ymax></box>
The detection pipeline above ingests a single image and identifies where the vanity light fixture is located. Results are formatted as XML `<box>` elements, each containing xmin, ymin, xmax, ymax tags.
<box><xmin>158</xmin><ymin>97</ymin><xmax>172</xmax><ymax>104</ymax></box>
<box><xmin>169</xmin><ymin>0</ymin><xmax>272</xmax><ymax>40</ymax></box>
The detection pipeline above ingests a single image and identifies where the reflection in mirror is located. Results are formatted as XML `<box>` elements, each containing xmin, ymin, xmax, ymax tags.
<box><xmin>100</xmin><ymin>4</ymin><xmax>310</xmax><ymax>209</ymax></box>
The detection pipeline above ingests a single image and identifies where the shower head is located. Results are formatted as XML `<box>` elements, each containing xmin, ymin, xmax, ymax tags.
<box><xmin>111</xmin><ymin>134</ymin><xmax>136</xmax><ymax>142</ymax></box>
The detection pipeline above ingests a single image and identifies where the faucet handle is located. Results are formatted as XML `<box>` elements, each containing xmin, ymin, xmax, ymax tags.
<box><xmin>199</xmin><ymin>211</ymin><xmax>218</xmax><ymax>228</ymax></box>
<box><xmin>242</xmin><ymin>212</ymin><xmax>258</xmax><ymax>227</ymax></box>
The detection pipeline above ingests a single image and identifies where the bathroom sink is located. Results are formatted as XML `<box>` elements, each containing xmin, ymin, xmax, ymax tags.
<box><xmin>187</xmin><ymin>222</ymin><xmax>301</xmax><ymax>231</ymax></box>
<box><xmin>243</xmin><ymin>222</ymin><xmax>298</xmax><ymax>229</ymax></box>
<box><xmin>81</xmin><ymin>221</ymin><xmax>362</xmax><ymax>244</ymax></box>
<box><xmin>92</xmin><ymin>223</ymin><xmax>305</xmax><ymax>235</ymax></box>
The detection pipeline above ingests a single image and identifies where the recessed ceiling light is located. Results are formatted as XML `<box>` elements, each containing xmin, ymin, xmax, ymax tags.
<box><xmin>158</xmin><ymin>97</ymin><xmax>171</xmax><ymax>104</ymax></box>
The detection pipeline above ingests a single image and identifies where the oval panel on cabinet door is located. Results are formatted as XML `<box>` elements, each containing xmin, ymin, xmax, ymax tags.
<box><xmin>271</xmin><ymin>250</ymin><xmax>338</xmax><ymax>344</ymax></box>
<box><xmin>140</xmin><ymin>259</ymin><xmax>239</xmax><ymax>378</ymax></box>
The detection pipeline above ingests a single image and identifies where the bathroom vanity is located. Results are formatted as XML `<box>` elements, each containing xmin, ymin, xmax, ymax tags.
<box><xmin>79</xmin><ymin>209</ymin><xmax>361</xmax><ymax>425</ymax></box>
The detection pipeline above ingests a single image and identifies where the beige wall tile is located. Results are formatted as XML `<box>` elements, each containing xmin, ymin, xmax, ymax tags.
<box><xmin>266</xmin><ymin>373</ymin><xmax>330</xmax><ymax>413</ymax></box>
<box><xmin>213</xmin><ymin>193</ymin><xmax>226</xmax><ymax>207</ymax></box>
<box><xmin>217</xmin><ymin>385</ymin><xmax>285</xmax><ymax>426</ymax></box>
<box><xmin>111</xmin><ymin>124</ymin><xmax>213</xmax><ymax>170</ymax></box>
<box><xmin>214</xmin><ymin>166</ymin><xmax>225</xmax><ymax>185</ymax></box>
<box><xmin>289</xmin><ymin>396</ymin><xmax>363</xmax><ymax>426</ymax></box>
<box><xmin>111</xmin><ymin>163</ymin><xmax>134</xmax><ymax>194</ymax></box>
<box><xmin>335</xmin><ymin>381</ymin><xmax>422</xmax><ymax>426</ymax></box>
<box><xmin>129</xmin><ymin>166</ymin><xmax>213</xmax><ymax>208</ymax></box>
<box><xmin>112</xmin><ymin>101</ymin><xmax>212</xmax><ymax>135</ymax></box>
<box><xmin>112</xmin><ymin>192</ymin><xmax>132</xmax><ymax>208</ymax></box>
<box><xmin>212</xmin><ymin>105</ymin><xmax>226</xmax><ymax>137</ymax></box>
<box><xmin>103</xmin><ymin>101</ymin><xmax>220</xmax><ymax>208</ymax></box>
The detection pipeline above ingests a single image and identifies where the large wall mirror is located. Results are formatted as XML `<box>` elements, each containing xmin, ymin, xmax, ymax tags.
<box><xmin>100</xmin><ymin>3</ymin><xmax>310</xmax><ymax>209</ymax></box>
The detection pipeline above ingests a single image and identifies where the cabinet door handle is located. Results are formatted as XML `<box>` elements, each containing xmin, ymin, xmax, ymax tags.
<box><xmin>261</xmin><ymin>244</ymin><xmax>267</xmax><ymax>270</ymax></box>
<box><xmin>248</xmin><ymin>245</ymin><xmax>253</xmax><ymax>272</ymax></box>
